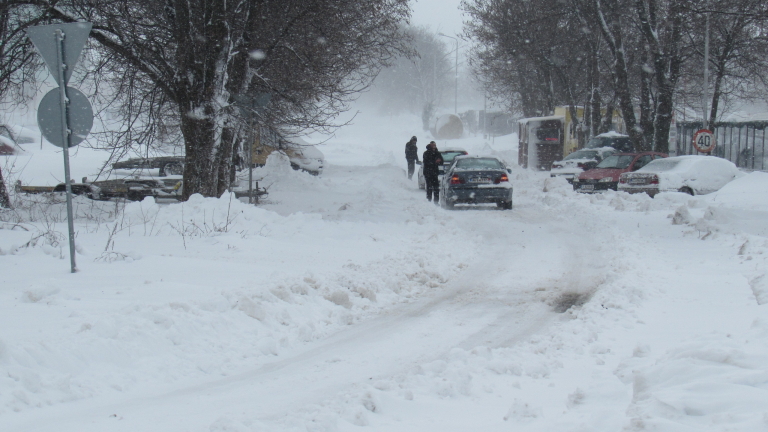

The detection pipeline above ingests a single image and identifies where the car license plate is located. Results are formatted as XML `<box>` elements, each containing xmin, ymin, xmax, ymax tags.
<box><xmin>469</xmin><ymin>177</ymin><xmax>491</xmax><ymax>183</ymax></box>
<box><xmin>629</xmin><ymin>178</ymin><xmax>646</xmax><ymax>185</ymax></box>
<box><xmin>580</xmin><ymin>184</ymin><xmax>594</xmax><ymax>191</ymax></box>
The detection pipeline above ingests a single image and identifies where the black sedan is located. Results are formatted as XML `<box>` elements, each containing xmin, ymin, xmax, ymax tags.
<box><xmin>439</xmin><ymin>155</ymin><xmax>513</xmax><ymax>210</ymax></box>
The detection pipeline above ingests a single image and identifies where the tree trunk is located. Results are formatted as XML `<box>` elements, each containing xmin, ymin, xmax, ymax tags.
<box><xmin>588</xmin><ymin>44</ymin><xmax>602</xmax><ymax>137</ymax></box>
<box><xmin>0</xmin><ymin>166</ymin><xmax>11</xmax><ymax>209</ymax></box>
<box><xmin>215</xmin><ymin>125</ymin><xmax>237</xmax><ymax>196</ymax></box>
<box><xmin>639</xmin><ymin>50</ymin><xmax>655</xmax><ymax>148</ymax></box>
<box><xmin>634</xmin><ymin>0</ymin><xmax>683</xmax><ymax>153</ymax></box>
<box><xmin>599</xmin><ymin>100</ymin><xmax>615</xmax><ymax>134</ymax></box>
<box><xmin>595</xmin><ymin>0</ymin><xmax>644</xmax><ymax>150</ymax></box>
<box><xmin>708</xmin><ymin>41</ymin><xmax>732</xmax><ymax>127</ymax></box>
<box><xmin>172</xmin><ymin>0</ymin><xmax>230</xmax><ymax>200</ymax></box>
<box><xmin>180</xmin><ymin>106</ymin><xmax>220</xmax><ymax>200</ymax></box>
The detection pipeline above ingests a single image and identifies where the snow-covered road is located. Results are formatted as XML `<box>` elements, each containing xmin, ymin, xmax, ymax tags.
<box><xmin>3</xmin><ymin>113</ymin><xmax>768</xmax><ymax>431</ymax></box>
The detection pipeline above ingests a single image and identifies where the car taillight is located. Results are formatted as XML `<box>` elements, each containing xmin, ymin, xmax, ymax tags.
<box><xmin>649</xmin><ymin>175</ymin><xmax>659</xmax><ymax>184</ymax></box>
<box><xmin>494</xmin><ymin>174</ymin><xmax>509</xmax><ymax>184</ymax></box>
<box><xmin>619</xmin><ymin>176</ymin><xmax>627</xmax><ymax>184</ymax></box>
<box><xmin>450</xmin><ymin>175</ymin><xmax>463</xmax><ymax>185</ymax></box>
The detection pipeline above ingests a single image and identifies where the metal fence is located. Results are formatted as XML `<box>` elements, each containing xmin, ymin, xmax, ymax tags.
<box><xmin>676</xmin><ymin>121</ymin><xmax>768</xmax><ymax>171</ymax></box>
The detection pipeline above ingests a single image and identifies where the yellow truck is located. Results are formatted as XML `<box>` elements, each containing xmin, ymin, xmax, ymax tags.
<box><xmin>518</xmin><ymin>106</ymin><xmax>626</xmax><ymax>170</ymax></box>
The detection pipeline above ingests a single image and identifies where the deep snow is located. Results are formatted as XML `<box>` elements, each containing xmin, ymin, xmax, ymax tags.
<box><xmin>1</xmin><ymin>111</ymin><xmax>768</xmax><ymax>432</ymax></box>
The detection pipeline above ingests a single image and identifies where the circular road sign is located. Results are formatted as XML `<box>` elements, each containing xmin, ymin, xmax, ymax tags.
<box><xmin>692</xmin><ymin>129</ymin><xmax>716</xmax><ymax>153</ymax></box>
<box><xmin>37</xmin><ymin>87</ymin><xmax>94</xmax><ymax>148</ymax></box>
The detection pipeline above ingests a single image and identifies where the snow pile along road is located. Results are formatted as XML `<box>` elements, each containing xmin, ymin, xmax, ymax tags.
<box><xmin>1</xmin><ymin>111</ymin><xmax>768</xmax><ymax>431</ymax></box>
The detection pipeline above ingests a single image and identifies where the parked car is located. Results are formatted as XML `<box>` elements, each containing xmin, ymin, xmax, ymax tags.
<box><xmin>112</xmin><ymin>156</ymin><xmax>185</xmax><ymax>177</ymax></box>
<box><xmin>17</xmin><ymin>182</ymin><xmax>101</xmax><ymax>199</ymax></box>
<box><xmin>584</xmin><ymin>131</ymin><xmax>634</xmax><ymax>153</ymax></box>
<box><xmin>550</xmin><ymin>147</ymin><xmax>616</xmax><ymax>182</ymax></box>
<box><xmin>92</xmin><ymin>178</ymin><xmax>183</xmax><ymax>201</ymax></box>
<box><xmin>440</xmin><ymin>155</ymin><xmax>513</xmax><ymax>210</ymax></box>
<box><xmin>285</xmin><ymin>143</ymin><xmax>324</xmax><ymax>175</ymax></box>
<box><xmin>0</xmin><ymin>124</ymin><xmax>36</xmax><ymax>145</ymax></box>
<box><xmin>251</xmin><ymin>136</ymin><xmax>324</xmax><ymax>176</ymax></box>
<box><xmin>418</xmin><ymin>147</ymin><xmax>468</xmax><ymax>189</ymax></box>
<box><xmin>0</xmin><ymin>136</ymin><xmax>16</xmax><ymax>155</ymax></box>
<box><xmin>573</xmin><ymin>152</ymin><xmax>667</xmax><ymax>193</ymax></box>
<box><xmin>618</xmin><ymin>155</ymin><xmax>741</xmax><ymax>197</ymax></box>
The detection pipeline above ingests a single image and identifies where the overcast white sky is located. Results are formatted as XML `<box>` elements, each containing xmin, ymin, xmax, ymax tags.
<box><xmin>410</xmin><ymin>0</ymin><xmax>466</xmax><ymax>37</ymax></box>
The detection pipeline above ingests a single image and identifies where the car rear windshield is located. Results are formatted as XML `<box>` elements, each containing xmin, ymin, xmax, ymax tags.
<box><xmin>586</xmin><ymin>136</ymin><xmax>629</xmax><ymax>149</ymax></box>
<box><xmin>596</xmin><ymin>155</ymin><xmax>634</xmax><ymax>169</ymax></box>
<box><xmin>441</xmin><ymin>151</ymin><xmax>467</xmax><ymax>162</ymax></box>
<box><xmin>564</xmin><ymin>150</ymin><xmax>598</xmax><ymax>161</ymax></box>
<box><xmin>455</xmin><ymin>158</ymin><xmax>504</xmax><ymax>170</ymax></box>
<box><xmin>642</xmin><ymin>159</ymin><xmax>681</xmax><ymax>172</ymax></box>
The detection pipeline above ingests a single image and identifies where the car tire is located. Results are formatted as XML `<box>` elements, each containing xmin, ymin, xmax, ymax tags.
<box><xmin>161</xmin><ymin>162</ymin><xmax>184</xmax><ymax>177</ymax></box>
<box><xmin>497</xmin><ymin>200</ymin><xmax>513</xmax><ymax>210</ymax></box>
<box><xmin>679</xmin><ymin>186</ymin><xmax>694</xmax><ymax>196</ymax></box>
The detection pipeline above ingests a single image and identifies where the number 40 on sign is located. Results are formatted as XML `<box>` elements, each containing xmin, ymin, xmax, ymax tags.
<box><xmin>692</xmin><ymin>129</ymin><xmax>716</xmax><ymax>153</ymax></box>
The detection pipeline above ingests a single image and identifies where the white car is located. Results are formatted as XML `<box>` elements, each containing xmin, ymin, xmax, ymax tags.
<box><xmin>286</xmin><ymin>143</ymin><xmax>324</xmax><ymax>176</ymax></box>
<box><xmin>418</xmin><ymin>147</ymin><xmax>468</xmax><ymax>189</ymax></box>
<box><xmin>618</xmin><ymin>155</ymin><xmax>741</xmax><ymax>197</ymax></box>
<box><xmin>550</xmin><ymin>147</ymin><xmax>615</xmax><ymax>182</ymax></box>
<box><xmin>0</xmin><ymin>124</ymin><xmax>36</xmax><ymax>145</ymax></box>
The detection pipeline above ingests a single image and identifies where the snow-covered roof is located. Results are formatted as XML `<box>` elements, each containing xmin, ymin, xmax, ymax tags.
<box><xmin>518</xmin><ymin>115</ymin><xmax>564</xmax><ymax>123</ymax></box>
<box><xmin>595</xmin><ymin>131</ymin><xmax>628</xmax><ymax>138</ymax></box>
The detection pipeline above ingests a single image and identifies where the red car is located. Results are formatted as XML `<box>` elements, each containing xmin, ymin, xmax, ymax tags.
<box><xmin>573</xmin><ymin>152</ymin><xmax>667</xmax><ymax>193</ymax></box>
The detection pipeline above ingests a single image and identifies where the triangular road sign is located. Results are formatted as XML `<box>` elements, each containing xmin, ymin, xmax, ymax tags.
<box><xmin>27</xmin><ymin>22</ymin><xmax>92</xmax><ymax>86</ymax></box>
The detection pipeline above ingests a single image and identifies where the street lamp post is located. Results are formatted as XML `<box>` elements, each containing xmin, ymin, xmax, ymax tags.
<box><xmin>438</xmin><ymin>33</ymin><xmax>459</xmax><ymax>114</ymax></box>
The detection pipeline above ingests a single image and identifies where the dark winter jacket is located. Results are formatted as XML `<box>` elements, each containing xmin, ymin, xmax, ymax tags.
<box><xmin>405</xmin><ymin>140</ymin><xmax>419</xmax><ymax>161</ymax></box>
<box><xmin>422</xmin><ymin>148</ymin><xmax>443</xmax><ymax>177</ymax></box>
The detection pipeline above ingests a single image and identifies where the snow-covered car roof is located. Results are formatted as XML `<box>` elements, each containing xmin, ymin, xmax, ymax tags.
<box><xmin>290</xmin><ymin>145</ymin><xmax>324</xmax><ymax>160</ymax></box>
<box><xmin>595</xmin><ymin>131</ymin><xmax>628</xmax><ymax>138</ymax></box>
<box><xmin>626</xmin><ymin>155</ymin><xmax>742</xmax><ymax>195</ymax></box>
<box><xmin>284</xmin><ymin>137</ymin><xmax>324</xmax><ymax>160</ymax></box>
<box><xmin>563</xmin><ymin>147</ymin><xmax>614</xmax><ymax>160</ymax></box>
<box><xmin>636</xmin><ymin>155</ymin><xmax>735</xmax><ymax>173</ymax></box>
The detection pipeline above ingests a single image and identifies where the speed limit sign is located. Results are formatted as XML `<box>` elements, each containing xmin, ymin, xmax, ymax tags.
<box><xmin>692</xmin><ymin>129</ymin><xmax>716</xmax><ymax>153</ymax></box>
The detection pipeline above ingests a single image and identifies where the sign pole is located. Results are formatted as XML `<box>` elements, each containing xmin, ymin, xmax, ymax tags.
<box><xmin>248</xmin><ymin>119</ymin><xmax>254</xmax><ymax>204</ymax></box>
<box><xmin>702</xmin><ymin>12</ymin><xmax>710</xmax><ymax>131</ymax></box>
<box><xmin>27</xmin><ymin>22</ymin><xmax>93</xmax><ymax>274</ymax></box>
<box><xmin>56</xmin><ymin>29</ymin><xmax>77</xmax><ymax>273</ymax></box>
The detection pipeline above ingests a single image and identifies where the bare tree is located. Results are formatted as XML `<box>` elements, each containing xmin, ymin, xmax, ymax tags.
<box><xmin>679</xmin><ymin>0</ymin><xmax>768</xmax><ymax>125</ymax></box>
<box><xmin>365</xmin><ymin>26</ymin><xmax>450</xmax><ymax>126</ymax></box>
<box><xmin>0</xmin><ymin>2</ymin><xmax>46</xmax><ymax>208</ymax></box>
<box><xmin>1</xmin><ymin>0</ymin><xmax>410</xmax><ymax>200</ymax></box>
<box><xmin>463</xmin><ymin>0</ymin><xmax>597</xmax><ymax>144</ymax></box>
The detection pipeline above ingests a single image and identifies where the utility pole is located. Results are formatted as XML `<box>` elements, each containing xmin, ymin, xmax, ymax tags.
<box><xmin>702</xmin><ymin>12</ymin><xmax>710</xmax><ymax>130</ymax></box>
<box><xmin>438</xmin><ymin>33</ymin><xmax>459</xmax><ymax>114</ymax></box>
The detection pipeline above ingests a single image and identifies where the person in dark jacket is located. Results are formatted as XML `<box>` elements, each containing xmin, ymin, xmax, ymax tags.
<box><xmin>405</xmin><ymin>136</ymin><xmax>419</xmax><ymax>179</ymax></box>
<box><xmin>422</xmin><ymin>141</ymin><xmax>443</xmax><ymax>203</ymax></box>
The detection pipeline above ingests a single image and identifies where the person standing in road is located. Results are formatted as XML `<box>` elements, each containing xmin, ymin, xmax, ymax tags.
<box><xmin>422</xmin><ymin>141</ymin><xmax>443</xmax><ymax>204</ymax></box>
<box><xmin>405</xmin><ymin>136</ymin><xmax>419</xmax><ymax>179</ymax></box>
